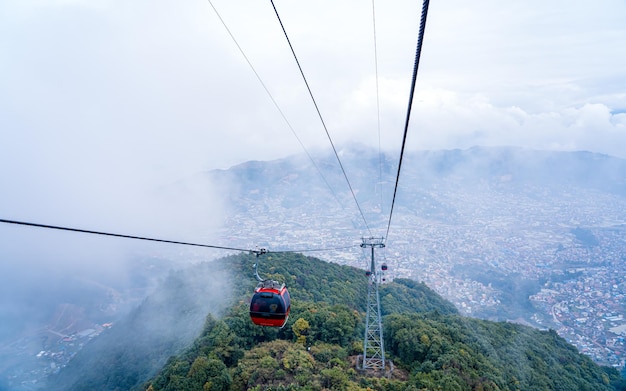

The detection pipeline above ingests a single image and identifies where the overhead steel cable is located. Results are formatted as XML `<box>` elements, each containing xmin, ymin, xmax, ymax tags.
<box><xmin>0</xmin><ymin>218</ymin><xmax>249</xmax><ymax>252</ymax></box>
<box><xmin>206</xmin><ymin>0</ymin><xmax>346</xmax><ymax>211</ymax></box>
<box><xmin>371</xmin><ymin>0</ymin><xmax>385</xmax><ymax>218</ymax></box>
<box><xmin>271</xmin><ymin>244</ymin><xmax>358</xmax><ymax>253</ymax></box>
<box><xmin>0</xmin><ymin>218</ymin><xmax>357</xmax><ymax>255</ymax></box>
<box><xmin>385</xmin><ymin>0</ymin><xmax>431</xmax><ymax>241</ymax></box>
<box><xmin>269</xmin><ymin>0</ymin><xmax>372</xmax><ymax>237</ymax></box>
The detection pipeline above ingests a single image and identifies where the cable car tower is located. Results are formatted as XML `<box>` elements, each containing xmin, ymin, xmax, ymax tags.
<box><xmin>361</xmin><ymin>237</ymin><xmax>386</xmax><ymax>370</ymax></box>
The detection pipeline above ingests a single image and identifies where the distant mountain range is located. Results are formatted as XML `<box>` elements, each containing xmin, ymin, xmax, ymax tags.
<box><xmin>204</xmin><ymin>146</ymin><xmax>626</xmax><ymax>263</ymax></box>
<box><xmin>207</xmin><ymin>146</ymin><xmax>626</xmax><ymax>232</ymax></box>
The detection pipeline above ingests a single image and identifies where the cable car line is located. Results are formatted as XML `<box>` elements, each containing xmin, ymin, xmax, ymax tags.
<box><xmin>0</xmin><ymin>218</ymin><xmax>357</xmax><ymax>255</ymax></box>
<box><xmin>240</xmin><ymin>244</ymin><xmax>360</xmax><ymax>256</ymax></box>
<box><xmin>0</xmin><ymin>218</ymin><xmax>250</xmax><ymax>252</ymax></box>
<box><xmin>270</xmin><ymin>244</ymin><xmax>358</xmax><ymax>253</ymax></box>
<box><xmin>269</xmin><ymin>0</ymin><xmax>372</xmax><ymax>237</ymax></box>
<box><xmin>206</xmin><ymin>0</ymin><xmax>346</xmax><ymax>212</ymax></box>
<box><xmin>371</xmin><ymin>0</ymin><xmax>385</xmax><ymax>218</ymax></box>
<box><xmin>384</xmin><ymin>0</ymin><xmax>431</xmax><ymax>242</ymax></box>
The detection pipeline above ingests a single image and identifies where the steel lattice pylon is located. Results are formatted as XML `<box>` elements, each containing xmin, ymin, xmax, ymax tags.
<box><xmin>361</xmin><ymin>237</ymin><xmax>385</xmax><ymax>370</ymax></box>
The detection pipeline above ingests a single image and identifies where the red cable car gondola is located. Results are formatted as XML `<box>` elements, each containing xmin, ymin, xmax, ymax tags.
<box><xmin>249</xmin><ymin>280</ymin><xmax>291</xmax><ymax>328</ymax></box>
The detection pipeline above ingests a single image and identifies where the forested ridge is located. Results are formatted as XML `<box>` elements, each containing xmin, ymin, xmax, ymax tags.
<box><xmin>44</xmin><ymin>252</ymin><xmax>625</xmax><ymax>390</ymax></box>
<box><xmin>142</xmin><ymin>253</ymin><xmax>624</xmax><ymax>391</ymax></box>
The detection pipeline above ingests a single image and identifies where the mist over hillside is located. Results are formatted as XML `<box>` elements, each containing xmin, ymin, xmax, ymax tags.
<box><xmin>208</xmin><ymin>144</ymin><xmax>626</xmax><ymax>272</ymax></box>
<box><xmin>206</xmin><ymin>146</ymin><xmax>626</xmax><ymax>239</ymax></box>
<box><xmin>44</xmin><ymin>262</ymin><xmax>233</xmax><ymax>391</ymax></box>
<box><xmin>210</xmin><ymin>146</ymin><xmax>626</xmax><ymax>204</ymax></box>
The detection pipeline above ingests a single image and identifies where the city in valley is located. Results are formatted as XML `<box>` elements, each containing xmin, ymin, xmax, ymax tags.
<box><xmin>0</xmin><ymin>304</ymin><xmax>114</xmax><ymax>389</ymax></box>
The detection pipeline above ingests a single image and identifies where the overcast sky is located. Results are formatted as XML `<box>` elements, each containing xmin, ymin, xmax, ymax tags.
<box><xmin>1</xmin><ymin>0</ymin><xmax>625</xmax><ymax>234</ymax></box>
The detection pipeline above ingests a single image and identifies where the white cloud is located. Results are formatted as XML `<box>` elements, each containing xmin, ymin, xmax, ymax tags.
<box><xmin>400</xmin><ymin>91</ymin><xmax>626</xmax><ymax>158</ymax></box>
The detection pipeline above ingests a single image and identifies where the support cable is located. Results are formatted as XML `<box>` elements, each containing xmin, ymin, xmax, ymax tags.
<box><xmin>0</xmin><ymin>218</ymin><xmax>248</xmax><ymax>252</ymax></box>
<box><xmin>0</xmin><ymin>218</ymin><xmax>357</xmax><ymax>255</ymax></box>
<box><xmin>385</xmin><ymin>0</ymin><xmax>431</xmax><ymax>241</ymax></box>
<box><xmin>272</xmin><ymin>244</ymin><xmax>357</xmax><ymax>253</ymax></box>
<box><xmin>269</xmin><ymin>0</ymin><xmax>372</xmax><ymax>236</ymax></box>
<box><xmin>371</xmin><ymin>0</ymin><xmax>385</xmax><ymax>218</ymax></box>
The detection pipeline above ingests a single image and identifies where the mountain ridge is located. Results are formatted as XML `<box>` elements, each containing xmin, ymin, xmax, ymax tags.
<box><xmin>143</xmin><ymin>253</ymin><xmax>624</xmax><ymax>390</ymax></box>
<box><xmin>42</xmin><ymin>252</ymin><xmax>625</xmax><ymax>390</ymax></box>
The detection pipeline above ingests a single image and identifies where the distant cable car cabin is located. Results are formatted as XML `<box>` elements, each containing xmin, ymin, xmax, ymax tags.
<box><xmin>249</xmin><ymin>280</ymin><xmax>291</xmax><ymax>328</ymax></box>
<box><xmin>381</xmin><ymin>263</ymin><xmax>388</xmax><ymax>271</ymax></box>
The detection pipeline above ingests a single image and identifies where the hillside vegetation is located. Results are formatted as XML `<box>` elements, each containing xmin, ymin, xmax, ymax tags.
<box><xmin>140</xmin><ymin>253</ymin><xmax>623</xmax><ymax>391</ymax></box>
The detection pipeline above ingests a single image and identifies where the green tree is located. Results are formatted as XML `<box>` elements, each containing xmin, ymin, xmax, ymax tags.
<box><xmin>185</xmin><ymin>357</ymin><xmax>231</xmax><ymax>391</ymax></box>
<box><xmin>292</xmin><ymin>318</ymin><xmax>310</xmax><ymax>346</ymax></box>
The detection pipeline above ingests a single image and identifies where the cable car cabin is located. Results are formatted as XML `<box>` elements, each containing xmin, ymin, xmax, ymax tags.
<box><xmin>250</xmin><ymin>280</ymin><xmax>291</xmax><ymax>327</ymax></box>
